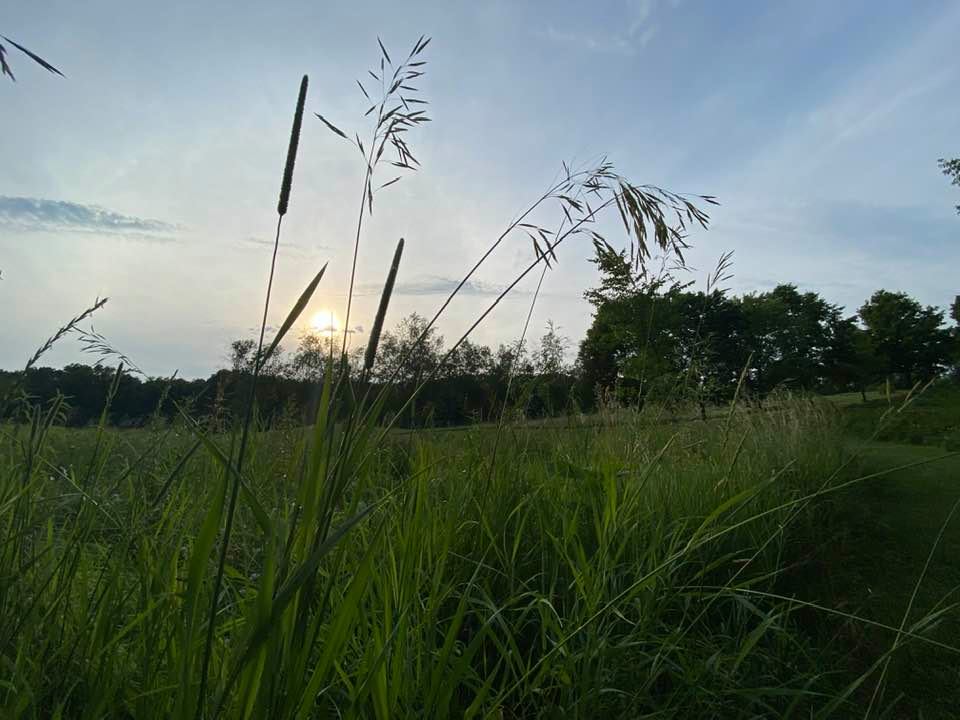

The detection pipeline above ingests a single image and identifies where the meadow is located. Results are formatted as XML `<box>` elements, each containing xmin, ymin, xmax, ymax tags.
<box><xmin>0</xmin><ymin>391</ymin><xmax>847</xmax><ymax>717</ymax></box>
<box><xmin>3</xmin><ymin>383</ymin><xmax>959</xmax><ymax>718</ymax></box>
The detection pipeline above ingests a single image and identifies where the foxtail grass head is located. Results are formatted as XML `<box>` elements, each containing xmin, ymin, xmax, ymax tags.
<box><xmin>364</xmin><ymin>237</ymin><xmax>404</xmax><ymax>372</ymax></box>
<box><xmin>278</xmin><ymin>74</ymin><xmax>308</xmax><ymax>217</ymax></box>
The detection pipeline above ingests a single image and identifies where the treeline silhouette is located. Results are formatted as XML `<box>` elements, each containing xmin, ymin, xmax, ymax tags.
<box><xmin>577</xmin><ymin>245</ymin><xmax>959</xmax><ymax>415</ymax></box>
<box><xmin>0</xmin><ymin>313</ymin><xmax>577</xmax><ymax>428</ymax></box>
<box><xmin>2</xmin><ymin>262</ymin><xmax>957</xmax><ymax>429</ymax></box>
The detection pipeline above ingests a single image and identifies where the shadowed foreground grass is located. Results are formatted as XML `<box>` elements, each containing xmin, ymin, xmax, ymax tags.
<box><xmin>793</xmin><ymin>442</ymin><xmax>960</xmax><ymax>719</ymax></box>
<box><xmin>0</xmin><ymin>397</ymin><xmax>897</xmax><ymax>718</ymax></box>
<box><xmin>835</xmin><ymin>444</ymin><xmax>960</xmax><ymax>718</ymax></box>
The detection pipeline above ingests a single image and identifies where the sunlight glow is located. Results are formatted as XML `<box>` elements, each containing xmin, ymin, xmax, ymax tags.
<box><xmin>309</xmin><ymin>309</ymin><xmax>340</xmax><ymax>337</ymax></box>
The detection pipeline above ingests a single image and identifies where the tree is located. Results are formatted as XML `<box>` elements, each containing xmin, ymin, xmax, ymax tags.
<box><xmin>372</xmin><ymin>313</ymin><xmax>443</xmax><ymax>384</ymax></box>
<box><xmin>739</xmin><ymin>284</ymin><xmax>841</xmax><ymax>394</ymax></box>
<box><xmin>674</xmin><ymin>289</ymin><xmax>749</xmax><ymax>415</ymax></box>
<box><xmin>939</xmin><ymin>157</ymin><xmax>960</xmax><ymax>215</ymax></box>
<box><xmin>288</xmin><ymin>332</ymin><xmax>332</xmax><ymax>381</ymax></box>
<box><xmin>949</xmin><ymin>295</ymin><xmax>960</xmax><ymax>377</ymax></box>
<box><xmin>858</xmin><ymin>290</ymin><xmax>952</xmax><ymax>386</ymax></box>
<box><xmin>445</xmin><ymin>338</ymin><xmax>493</xmax><ymax>378</ymax></box>
<box><xmin>227</xmin><ymin>338</ymin><xmax>286</xmax><ymax>376</ymax></box>
<box><xmin>578</xmin><ymin>243</ymin><xmax>692</xmax><ymax>408</ymax></box>
<box><xmin>821</xmin><ymin>316</ymin><xmax>882</xmax><ymax>400</ymax></box>
<box><xmin>579</xmin><ymin>241</ymin><xmax>739</xmax><ymax>409</ymax></box>
<box><xmin>535</xmin><ymin>321</ymin><xmax>569</xmax><ymax>375</ymax></box>
<box><xmin>492</xmin><ymin>341</ymin><xmax>533</xmax><ymax>381</ymax></box>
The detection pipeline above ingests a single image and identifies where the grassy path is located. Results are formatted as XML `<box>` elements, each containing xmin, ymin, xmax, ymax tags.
<box><xmin>820</xmin><ymin>442</ymin><xmax>960</xmax><ymax>717</ymax></box>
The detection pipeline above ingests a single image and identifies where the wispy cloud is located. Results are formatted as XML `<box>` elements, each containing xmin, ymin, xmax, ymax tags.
<box><xmin>0</xmin><ymin>196</ymin><xmax>179</xmax><ymax>240</ymax></box>
<box><xmin>359</xmin><ymin>274</ymin><xmax>508</xmax><ymax>297</ymax></box>
<box><xmin>542</xmin><ymin>0</ymin><xmax>668</xmax><ymax>55</ymax></box>
<box><xmin>240</xmin><ymin>237</ymin><xmax>331</xmax><ymax>256</ymax></box>
<box><xmin>543</xmin><ymin>26</ymin><xmax>635</xmax><ymax>56</ymax></box>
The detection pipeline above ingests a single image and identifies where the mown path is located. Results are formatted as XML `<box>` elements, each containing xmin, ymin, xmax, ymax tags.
<box><xmin>818</xmin><ymin>442</ymin><xmax>960</xmax><ymax>718</ymax></box>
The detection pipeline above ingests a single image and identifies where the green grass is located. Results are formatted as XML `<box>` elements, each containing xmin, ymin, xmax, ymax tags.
<box><xmin>798</xmin><ymin>443</ymin><xmax>960</xmax><ymax>718</ymax></box>
<box><xmin>837</xmin><ymin>381</ymin><xmax>960</xmax><ymax>450</ymax></box>
<box><xmin>2</xmin><ymin>396</ymin><xmax>889</xmax><ymax>718</ymax></box>
<box><xmin>3</xmin><ymin>384</ymin><xmax>958</xmax><ymax>717</ymax></box>
<box><xmin>803</xmin><ymin>382</ymin><xmax>960</xmax><ymax>717</ymax></box>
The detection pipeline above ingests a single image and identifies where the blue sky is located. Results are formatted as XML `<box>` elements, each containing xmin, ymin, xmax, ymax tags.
<box><xmin>2</xmin><ymin>0</ymin><xmax>958</xmax><ymax>378</ymax></box>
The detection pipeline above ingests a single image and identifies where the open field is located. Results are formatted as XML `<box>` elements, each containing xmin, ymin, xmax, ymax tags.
<box><xmin>1</xmin><ymin>383</ymin><xmax>958</xmax><ymax>718</ymax></box>
<box><xmin>0</xmin><ymin>396</ymin><xmax>873</xmax><ymax>718</ymax></box>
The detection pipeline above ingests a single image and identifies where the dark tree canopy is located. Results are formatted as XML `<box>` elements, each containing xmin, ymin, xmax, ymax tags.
<box><xmin>577</xmin><ymin>242</ymin><xmax>958</xmax><ymax>406</ymax></box>
<box><xmin>858</xmin><ymin>290</ymin><xmax>953</xmax><ymax>385</ymax></box>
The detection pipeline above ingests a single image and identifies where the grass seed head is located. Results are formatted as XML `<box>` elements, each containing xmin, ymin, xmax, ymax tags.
<box><xmin>278</xmin><ymin>74</ymin><xmax>309</xmax><ymax>217</ymax></box>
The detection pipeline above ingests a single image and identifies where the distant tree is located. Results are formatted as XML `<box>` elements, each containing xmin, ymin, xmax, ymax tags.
<box><xmin>582</xmin><ymin>240</ymin><xmax>639</xmax><ymax>306</ymax></box>
<box><xmin>372</xmin><ymin>313</ymin><xmax>443</xmax><ymax>384</ymax></box>
<box><xmin>822</xmin><ymin>316</ymin><xmax>883</xmax><ymax>401</ymax></box>
<box><xmin>675</xmin><ymin>289</ymin><xmax>749</xmax><ymax>416</ymax></box>
<box><xmin>577</xmin><ymin>243</ymin><xmax>690</xmax><ymax>409</ymax></box>
<box><xmin>492</xmin><ymin>341</ymin><xmax>534</xmax><ymax>380</ymax></box>
<box><xmin>445</xmin><ymin>338</ymin><xmax>493</xmax><ymax>378</ymax></box>
<box><xmin>288</xmin><ymin>332</ymin><xmax>331</xmax><ymax>381</ymax></box>
<box><xmin>227</xmin><ymin>338</ymin><xmax>286</xmax><ymax>376</ymax></box>
<box><xmin>535</xmin><ymin>321</ymin><xmax>569</xmax><ymax>375</ymax></box>
<box><xmin>739</xmin><ymin>284</ymin><xmax>840</xmax><ymax>394</ymax></box>
<box><xmin>229</xmin><ymin>339</ymin><xmax>256</xmax><ymax>373</ymax></box>
<box><xmin>858</xmin><ymin>290</ymin><xmax>953</xmax><ymax>386</ymax></box>
<box><xmin>939</xmin><ymin>157</ymin><xmax>960</xmax><ymax>214</ymax></box>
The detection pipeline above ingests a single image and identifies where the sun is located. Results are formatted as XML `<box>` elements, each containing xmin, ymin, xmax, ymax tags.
<box><xmin>309</xmin><ymin>309</ymin><xmax>340</xmax><ymax>337</ymax></box>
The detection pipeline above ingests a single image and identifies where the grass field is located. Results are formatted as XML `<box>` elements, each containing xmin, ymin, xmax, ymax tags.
<box><xmin>1</xmin><ymin>382</ymin><xmax>958</xmax><ymax>718</ymax></box>
<box><xmin>0</xmin><ymin>395</ymin><xmax>848</xmax><ymax>717</ymax></box>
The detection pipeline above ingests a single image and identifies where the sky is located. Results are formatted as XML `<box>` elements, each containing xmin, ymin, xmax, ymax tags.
<box><xmin>2</xmin><ymin>0</ymin><xmax>958</xmax><ymax>378</ymax></box>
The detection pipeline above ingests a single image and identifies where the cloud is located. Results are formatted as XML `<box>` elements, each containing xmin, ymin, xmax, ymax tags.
<box><xmin>625</xmin><ymin>0</ymin><xmax>659</xmax><ymax>40</ymax></box>
<box><xmin>359</xmin><ymin>274</ymin><xmax>508</xmax><ymax>297</ymax></box>
<box><xmin>240</xmin><ymin>237</ymin><xmax>331</xmax><ymax>256</ymax></box>
<box><xmin>542</xmin><ymin>0</ymin><xmax>667</xmax><ymax>55</ymax></box>
<box><xmin>543</xmin><ymin>26</ymin><xmax>634</xmax><ymax>56</ymax></box>
<box><xmin>0</xmin><ymin>196</ymin><xmax>179</xmax><ymax>239</ymax></box>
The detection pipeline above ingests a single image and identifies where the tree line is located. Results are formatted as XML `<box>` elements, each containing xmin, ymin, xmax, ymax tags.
<box><xmin>577</xmin><ymin>244</ymin><xmax>958</xmax><ymax>416</ymax></box>
<box><xmin>2</xmin><ymin>249</ymin><xmax>957</xmax><ymax>428</ymax></box>
<box><xmin>0</xmin><ymin>314</ymin><xmax>575</xmax><ymax>428</ymax></box>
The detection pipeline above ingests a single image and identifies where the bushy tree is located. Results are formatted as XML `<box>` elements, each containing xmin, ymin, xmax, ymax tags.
<box><xmin>858</xmin><ymin>290</ymin><xmax>953</xmax><ymax>386</ymax></box>
<box><xmin>288</xmin><ymin>332</ymin><xmax>332</xmax><ymax>381</ymax></box>
<box><xmin>578</xmin><ymin>242</ymin><xmax>691</xmax><ymax>408</ymax></box>
<box><xmin>372</xmin><ymin>312</ymin><xmax>444</xmax><ymax>384</ymax></box>
<box><xmin>822</xmin><ymin>316</ymin><xmax>882</xmax><ymax>400</ymax></box>
<box><xmin>739</xmin><ymin>284</ymin><xmax>841</xmax><ymax>393</ymax></box>
<box><xmin>227</xmin><ymin>338</ymin><xmax>286</xmax><ymax>376</ymax></box>
<box><xmin>445</xmin><ymin>338</ymin><xmax>493</xmax><ymax>378</ymax></box>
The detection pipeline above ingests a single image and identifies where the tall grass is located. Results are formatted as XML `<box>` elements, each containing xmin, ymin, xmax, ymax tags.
<box><xmin>2</xmin><ymin>390</ymin><xmax>863</xmax><ymax>717</ymax></box>
<box><xmin>2</xmin><ymin>38</ymin><xmax>956</xmax><ymax>719</ymax></box>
